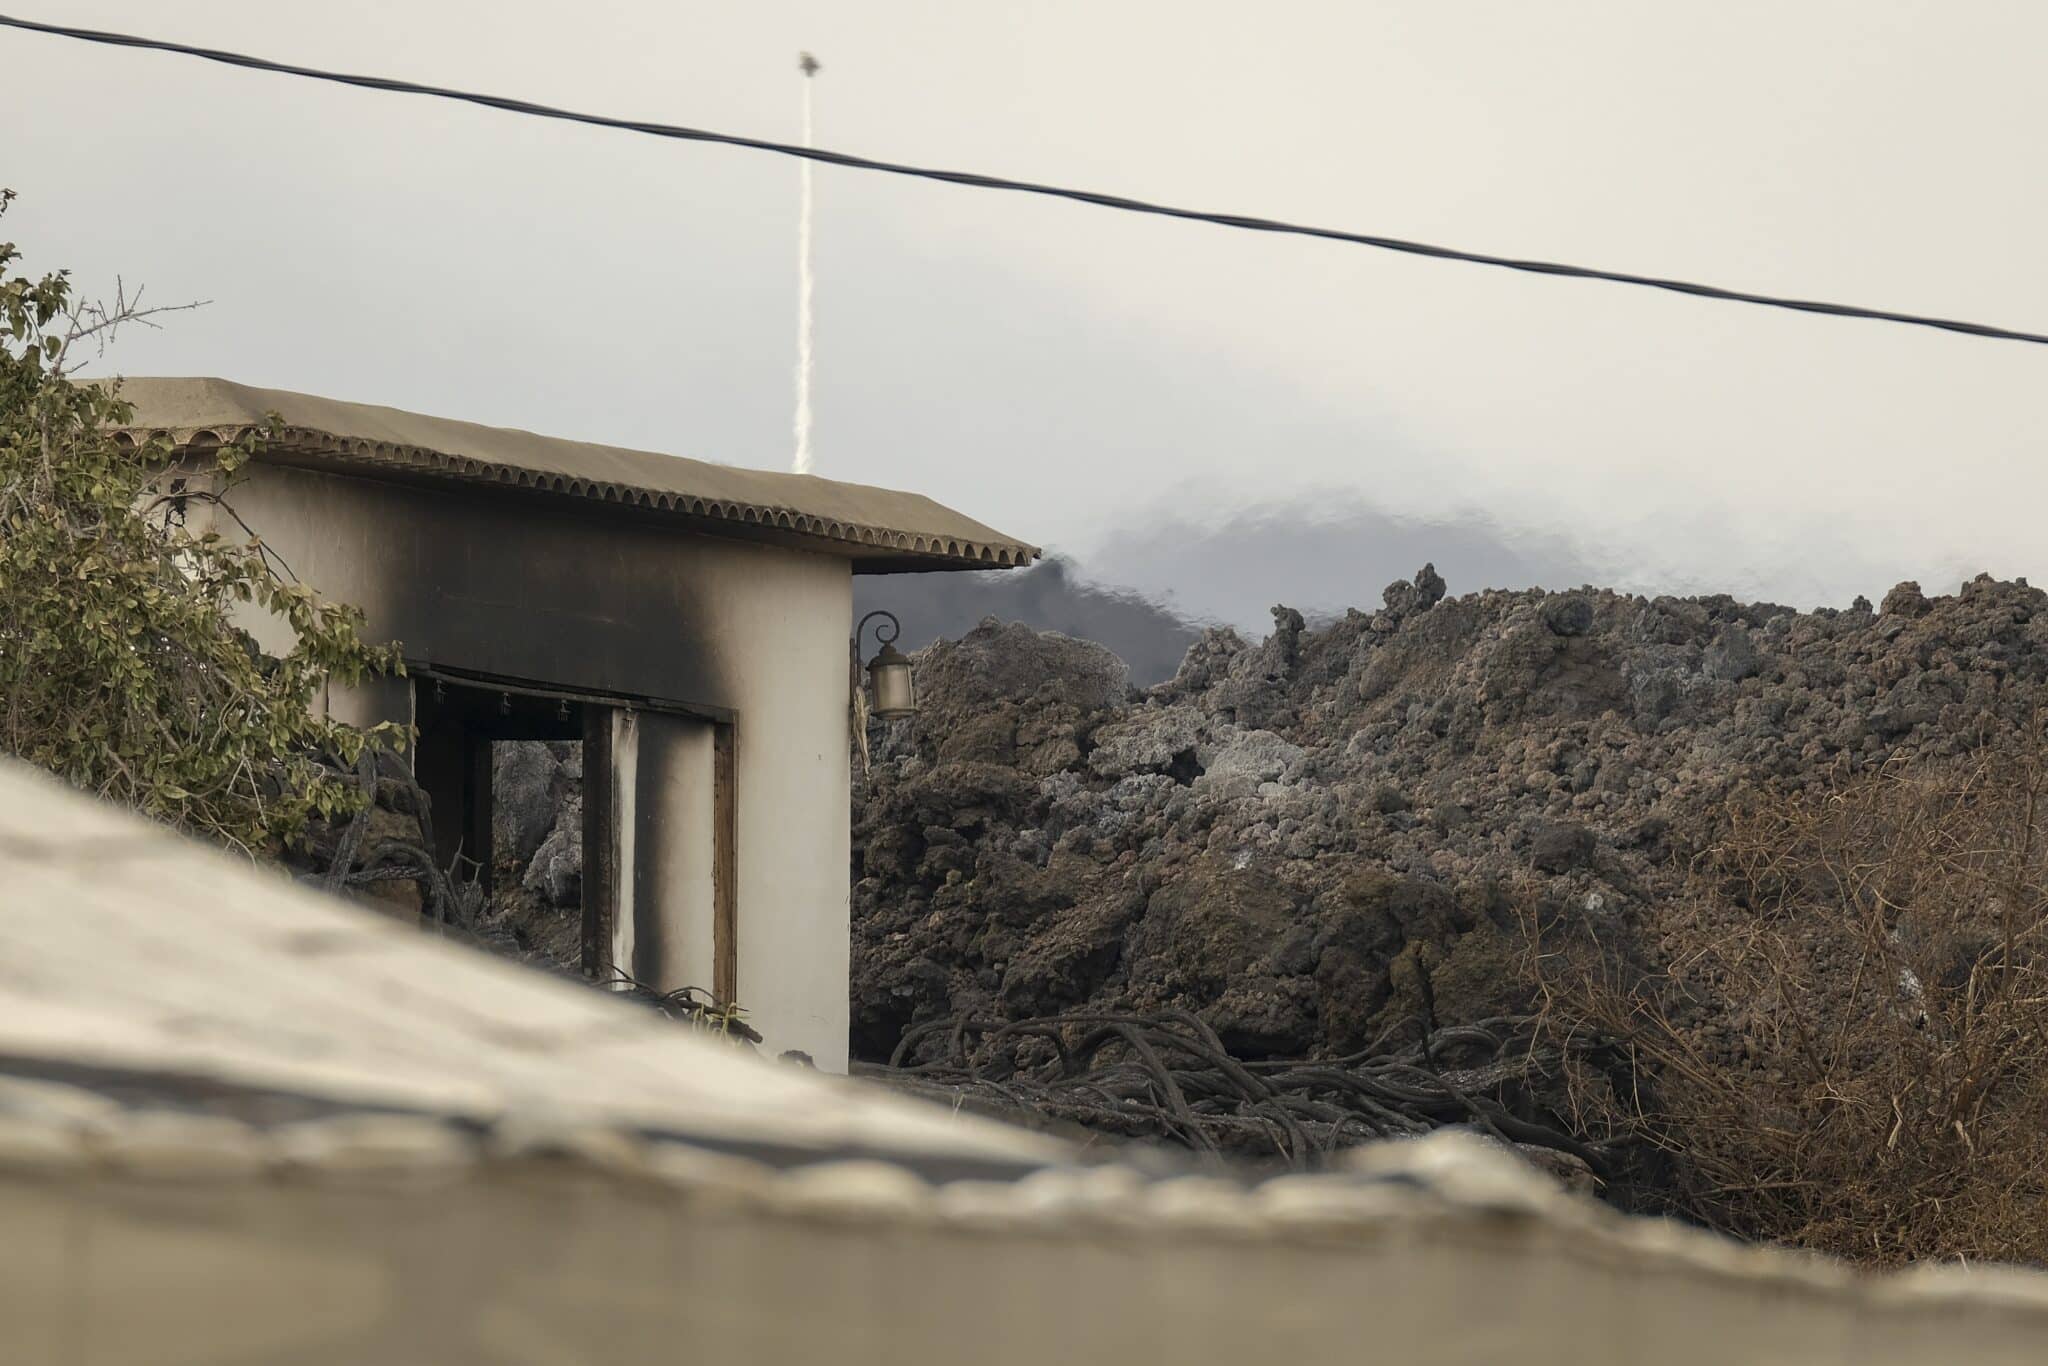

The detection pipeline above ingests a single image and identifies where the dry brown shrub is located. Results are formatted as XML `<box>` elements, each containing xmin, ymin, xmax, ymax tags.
<box><xmin>1532</xmin><ymin>720</ymin><xmax>2048</xmax><ymax>1265</ymax></box>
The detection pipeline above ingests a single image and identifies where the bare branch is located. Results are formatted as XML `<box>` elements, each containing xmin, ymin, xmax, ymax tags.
<box><xmin>55</xmin><ymin>274</ymin><xmax>209</xmax><ymax>374</ymax></box>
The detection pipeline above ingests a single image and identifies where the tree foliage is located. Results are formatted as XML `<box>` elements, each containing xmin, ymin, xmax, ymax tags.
<box><xmin>0</xmin><ymin>191</ymin><xmax>401</xmax><ymax>853</ymax></box>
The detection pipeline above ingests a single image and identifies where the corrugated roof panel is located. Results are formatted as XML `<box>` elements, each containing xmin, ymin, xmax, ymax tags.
<box><xmin>108</xmin><ymin>377</ymin><xmax>1039</xmax><ymax>573</ymax></box>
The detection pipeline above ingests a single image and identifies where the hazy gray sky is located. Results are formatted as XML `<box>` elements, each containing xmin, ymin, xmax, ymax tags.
<box><xmin>5</xmin><ymin>1</ymin><xmax>2043</xmax><ymax>627</ymax></box>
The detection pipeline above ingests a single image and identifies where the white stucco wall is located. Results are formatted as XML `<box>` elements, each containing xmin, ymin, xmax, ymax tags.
<box><xmin>707</xmin><ymin>563</ymin><xmax>854</xmax><ymax>1072</ymax></box>
<box><xmin>196</xmin><ymin>464</ymin><xmax>854</xmax><ymax>1069</ymax></box>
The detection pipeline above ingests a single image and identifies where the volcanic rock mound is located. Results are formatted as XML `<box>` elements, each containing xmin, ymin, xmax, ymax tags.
<box><xmin>852</xmin><ymin>570</ymin><xmax>2048</xmax><ymax>1064</ymax></box>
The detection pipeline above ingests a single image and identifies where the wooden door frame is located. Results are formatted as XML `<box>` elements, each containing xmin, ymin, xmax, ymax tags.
<box><xmin>579</xmin><ymin>705</ymin><xmax>620</xmax><ymax>980</ymax></box>
<box><xmin>711</xmin><ymin>722</ymin><xmax>737</xmax><ymax>1007</ymax></box>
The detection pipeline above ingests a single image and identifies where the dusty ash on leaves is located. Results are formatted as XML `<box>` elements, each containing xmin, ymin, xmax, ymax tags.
<box><xmin>0</xmin><ymin>191</ymin><xmax>401</xmax><ymax>854</ymax></box>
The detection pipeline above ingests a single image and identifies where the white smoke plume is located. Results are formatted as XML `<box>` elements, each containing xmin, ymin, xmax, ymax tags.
<box><xmin>792</xmin><ymin>52</ymin><xmax>820</xmax><ymax>475</ymax></box>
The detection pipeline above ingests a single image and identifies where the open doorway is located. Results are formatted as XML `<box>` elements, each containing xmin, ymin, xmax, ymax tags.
<box><xmin>413</xmin><ymin>672</ymin><xmax>590</xmax><ymax>973</ymax></box>
<box><xmin>412</xmin><ymin>670</ymin><xmax>736</xmax><ymax>1003</ymax></box>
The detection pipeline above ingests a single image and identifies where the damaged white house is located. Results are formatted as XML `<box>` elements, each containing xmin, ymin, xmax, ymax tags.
<box><xmin>114</xmin><ymin>377</ymin><xmax>1037</xmax><ymax>1070</ymax></box>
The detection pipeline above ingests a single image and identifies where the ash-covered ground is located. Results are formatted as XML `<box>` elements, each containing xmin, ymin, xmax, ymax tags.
<box><xmin>851</xmin><ymin>569</ymin><xmax>2048</xmax><ymax>1065</ymax></box>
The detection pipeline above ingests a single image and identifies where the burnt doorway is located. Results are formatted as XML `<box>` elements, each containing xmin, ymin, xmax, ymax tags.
<box><xmin>412</xmin><ymin>670</ymin><xmax>737</xmax><ymax>1004</ymax></box>
<box><xmin>413</xmin><ymin>672</ymin><xmax>587</xmax><ymax>901</ymax></box>
<box><xmin>412</xmin><ymin>672</ymin><xmax>608</xmax><ymax>986</ymax></box>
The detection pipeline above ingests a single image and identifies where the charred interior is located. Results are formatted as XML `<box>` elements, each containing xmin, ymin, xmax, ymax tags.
<box><xmin>413</xmin><ymin>673</ymin><xmax>589</xmax><ymax>900</ymax></box>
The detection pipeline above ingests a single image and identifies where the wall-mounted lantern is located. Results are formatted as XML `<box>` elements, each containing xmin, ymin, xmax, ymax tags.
<box><xmin>856</xmin><ymin>609</ymin><xmax>918</xmax><ymax>719</ymax></box>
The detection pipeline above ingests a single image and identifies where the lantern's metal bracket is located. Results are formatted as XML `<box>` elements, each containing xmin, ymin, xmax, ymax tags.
<box><xmin>855</xmin><ymin>609</ymin><xmax>901</xmax><ymax>656</ymax></box>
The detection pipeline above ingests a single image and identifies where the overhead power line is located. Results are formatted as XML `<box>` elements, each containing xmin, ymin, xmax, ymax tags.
<box><xmin>5</xmin><ymin>10</ymin><xmax>2045</xmax><ymax>349</ymax></box>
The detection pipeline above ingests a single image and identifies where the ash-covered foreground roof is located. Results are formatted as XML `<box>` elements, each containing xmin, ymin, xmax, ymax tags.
<box><xmin>0</xmin><ymin>758</ymin><xmax>1060</xmax><ymax>1173</ymax></box>
<box><xmin>109</xmin><ymin>377</ymin><xmax>1038</xmax><ymax>573</ymax></box>
<box><xmin>10</xmin><ymin>762</ymin><xmax>2048</xmax><ymax>1363</ymax></box>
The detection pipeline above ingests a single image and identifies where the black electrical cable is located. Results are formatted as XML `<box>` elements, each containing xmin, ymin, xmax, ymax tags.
<box><xmin>6</xmin><ymin>10</ymin><xmax>2045</xmax><ymax>348</ymax></box>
